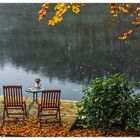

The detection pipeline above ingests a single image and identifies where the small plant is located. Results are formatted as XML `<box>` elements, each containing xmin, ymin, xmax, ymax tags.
<box><xmin>77</xmin><ymin>73</ymin><xmax>140</xmax><ymax>130</ymax></box>
<box><xmin>35</xmin><ymin>78</ymin><xmax>41</xmax><ymax>84</ymax></box>
<box><xmin>35</xmin><ymin>78</ymin><xmax>41</xmax><ymax>88</ymax></box>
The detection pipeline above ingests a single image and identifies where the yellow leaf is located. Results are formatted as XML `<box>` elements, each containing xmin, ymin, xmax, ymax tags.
<box><xmin>136</xmin><ymin>7</ymin><xmax>140</xmax><ymax>11</ymax></box>
<box><xmin>72</xmin><ymin>5</ymin><xmax>80</xmax><ymax>14</ymax></box>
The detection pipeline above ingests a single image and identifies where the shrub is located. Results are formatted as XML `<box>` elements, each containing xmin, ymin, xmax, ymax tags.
<box><xmin>76</xmin><ymin>73</ymin><xmax>140</xmax><ymax>130</ymax></box>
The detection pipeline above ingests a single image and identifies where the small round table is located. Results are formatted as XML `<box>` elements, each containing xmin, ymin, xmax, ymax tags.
<box><xmin>25</xmin><ymin>87</ymin><xmax>45</xmax><ymax>110</ymax></box>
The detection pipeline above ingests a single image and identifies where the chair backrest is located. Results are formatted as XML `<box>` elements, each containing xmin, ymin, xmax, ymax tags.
<box><xmin>41</xmin><ymin>90</ymin><xmax>61</xmax><ymax>108</ymax></box>
<box><xmin>3</xmin><ymin>85</ymin><xmax>23</xmax><ymax>107</ymax></box>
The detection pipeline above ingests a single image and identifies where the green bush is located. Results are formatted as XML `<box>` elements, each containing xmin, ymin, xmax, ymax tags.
<box><xmin>77</xmin><ymin>73</ymin><xmax>140</xmax><ymax>130</ymax></box>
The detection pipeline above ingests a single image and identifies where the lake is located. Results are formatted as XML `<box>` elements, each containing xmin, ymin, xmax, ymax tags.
<box><xmin>0</xmin><ymin>4</ymin><xmax>140</xmax><ymax>101</ymax></box>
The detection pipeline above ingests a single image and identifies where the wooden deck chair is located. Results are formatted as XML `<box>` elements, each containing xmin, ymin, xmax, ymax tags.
<box><xmin>38</xmin><ymin>90</ymin><xmax>61</xmax><ymax>127</ymax></box>
<box><xmin>3</xmin><ymin>85</ymin><xmax>28</xmax><ymax>125</ymax></box>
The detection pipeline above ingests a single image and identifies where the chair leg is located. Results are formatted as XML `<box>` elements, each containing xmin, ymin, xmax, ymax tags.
<box><xmin>38</xmin><ymin>107</ymin><xmax>40</xmax><ymax>119</ymax></box>
<box><xmin>55</xmin><ymin>108</ymin><xmax>61</xmax><ymax>125</ymax></box>
<box><xmin>22</xmin><ymin>107</ymin><xmax>25</xmax><ymax>124</ymax></box>
<box><xmin>24</xmin><ymin>103</ymin><xmax>28</xmax><ymax>117</ymax></box>
<box><xmin>58</xmin><ymin>108</ymin><xmax>61</xmax><ymax>125</ymax></box>
<box><xmin>6</xmin><ymin>109</ymin><xmax>9</xmax><ymax>117</ymax></box>
<box><xmin>39</xmin><ymin>115</ymin><xmax>41</xmax><ymax>128</ymax></box>
<box><xmin>39</xmin><ymin>119</ymin><xmax>41</xmax><ymax>128</ymax></box>
<box><xmin>56</xmin><ymin>110</ymin><xmax>58</xmax><ymax>118</ymax></box>
<box><xmin>23</xmin><ymin>103</ymin><xmax>28</xmax><ymax>124</ymax></box>
<box><xmin>38</xmin><ymin>107</ymin><xmax>41</xmax><ymax>127</ymax></box>
<box><xmin>3</xmin><ymin>109</ymin><xmax>6</xmax><ymax>126</ymax></box>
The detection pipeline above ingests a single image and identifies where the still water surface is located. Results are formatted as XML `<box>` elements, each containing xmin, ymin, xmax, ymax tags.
<box><xmin>0</xmin><ymin>4</ymin><xmax>140</xmax><ymax>100</ymax></box>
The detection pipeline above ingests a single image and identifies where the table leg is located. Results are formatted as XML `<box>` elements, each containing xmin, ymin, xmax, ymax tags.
<box><xmin>28</xmin><ymin>92</ymin><xmax>38</xmax><ymax>111</ymax></box>
<box><xmin>36</xmin><ymin>92</ymin><xmax>38</xmax><ymax>103</ymax></box>
<box><xmin>33</xmin><ymin>92</ymin><xmax>38</xmax><ymax>103</ymax></box>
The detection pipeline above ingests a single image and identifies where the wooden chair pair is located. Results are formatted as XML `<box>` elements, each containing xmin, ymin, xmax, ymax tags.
<box><xmin>3</xmin><ymin>85</ymin><xmax>61</xmax><ymax>127</ymax></box>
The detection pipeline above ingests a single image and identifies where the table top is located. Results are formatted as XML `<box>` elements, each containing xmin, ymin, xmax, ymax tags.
<box><xmin>25</xmin><ymin>87</ymin><xmax>45</xmax><ymax>93</ymax></box>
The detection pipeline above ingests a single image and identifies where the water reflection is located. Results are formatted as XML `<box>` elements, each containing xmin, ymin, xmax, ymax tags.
<box><xmin>0</xmin><ymin>4</ymin><xmax>140</xmax><ymax>100</ymax></box>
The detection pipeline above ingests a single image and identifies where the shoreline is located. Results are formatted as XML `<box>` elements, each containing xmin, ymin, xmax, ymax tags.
<box><xmin>0</xmin><ymin>95</ymin><xmax>78</xmax><ymax>102</ymax></box>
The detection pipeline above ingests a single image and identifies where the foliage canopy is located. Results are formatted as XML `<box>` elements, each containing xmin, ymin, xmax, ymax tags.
<box><xmin>38</xmin><ymin>3</ymin><xmax>140</xmax><ymax>41</ymax></box>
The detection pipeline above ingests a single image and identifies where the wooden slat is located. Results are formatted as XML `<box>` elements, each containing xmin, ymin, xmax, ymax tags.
<box><xmin>41</xmin><ymin>90</ymin><xmax>61</xmax><ymax>108</ymax></box>
<box><xmin>11</xmin><ymin>87</ymin><xmax>13</xmax><ymax>106</ymax></box>
<box><xmin>7</xmin><ymin>88</ymin><xmax>10</xmax><ymax>106</ymax></box>
<box><xmin>13</xmin><ymin>88</ymin><xmax>15</xmax><ymax>105</ymax></box>
<box><xmin>3</xmin><ymin>85</ymin><xmax>23</xmax><ymax>107</ymax></box>
<box><xmin>18</xmin><ymin>87</ymin><xmax>20</xmax><ymax>106</ymax></box>
<box><xmin>15</xmin><ymin>88</ymin><xmax>18</xmax><ymax>106</ymax></box>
